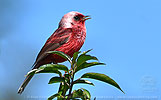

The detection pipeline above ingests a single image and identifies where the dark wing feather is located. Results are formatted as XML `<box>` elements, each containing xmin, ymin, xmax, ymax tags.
<box><xmin>32</xmin><ymin>28</ymin><xmax>72</xmax><ymax>68</ymax></box>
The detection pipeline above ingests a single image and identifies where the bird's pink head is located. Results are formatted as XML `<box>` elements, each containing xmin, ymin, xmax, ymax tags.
<box><xmin>59</xmin><ymin>11</ymin><xmax>91</xmax><ymax>28</ymax></box>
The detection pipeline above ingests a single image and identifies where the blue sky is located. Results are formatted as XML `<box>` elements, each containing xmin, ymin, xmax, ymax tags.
<box><xmin>0</xmin><ymin>0</ymin><xmax>161</xmax><ymax>99</ymax></box>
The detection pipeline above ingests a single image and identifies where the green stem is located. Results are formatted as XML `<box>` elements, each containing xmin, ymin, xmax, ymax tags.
<box><xmin>67</xmin><ymin>72</ymin><xmax>74</xmax><ymax>100</ymax></box>
<box><xmin>68</xmin><ymin>81</ymin><xmax>73</xmax><ymax>99</ymax></box>
<box><xmin>67</xmin><ymin>63</ymin><xmax>77</xmax><ymax>100</ymax></box>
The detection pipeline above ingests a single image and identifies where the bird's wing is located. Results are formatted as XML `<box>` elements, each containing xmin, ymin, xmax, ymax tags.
<box><xmin>33</xmin><ymin>28</ymin><xmax>72</xmax><ymax>68</ymax></box>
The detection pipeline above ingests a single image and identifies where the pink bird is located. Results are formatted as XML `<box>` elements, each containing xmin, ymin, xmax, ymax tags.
<box><xmin>18</xmin><ymin>11</ymin><xmax>91</xmax><ymax>94</ymax></box>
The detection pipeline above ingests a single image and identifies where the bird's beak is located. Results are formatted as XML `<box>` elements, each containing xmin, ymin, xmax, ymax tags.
<box><xmin>83</xmin><ymin>15</ymin><xmax>91</xmax><ymax>21</ymax></box>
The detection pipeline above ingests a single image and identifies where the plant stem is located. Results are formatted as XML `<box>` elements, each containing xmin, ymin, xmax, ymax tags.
<box><xmin>67</xmin><ymin>63</ymin><xmax>76</xmax><ymax>100</ymax></box>
<box><xmin>67</xmin><ymin>63</ymin><xmax>77</xmax><ymax>100</ymax></box>
<box><xmin>68</xmin><ymin>78</ymin><xmax>74</xmax><ymax>98</ymax></box>
<box><xmin>67</xmin><ymin>73</ymin><xmax>74</xmax><ymax>100</ymax></box>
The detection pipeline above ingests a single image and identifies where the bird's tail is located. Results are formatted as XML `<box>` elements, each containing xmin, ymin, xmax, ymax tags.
<box><xmin>17</xmin><ymin>74</ymin><xmax>34</xmax><ymax>94</ymax></box>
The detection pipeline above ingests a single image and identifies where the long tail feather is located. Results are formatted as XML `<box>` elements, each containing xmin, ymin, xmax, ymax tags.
<box><xmin>17</xmin><ymin>74</ymin><xmax>34</xmax><ymax>94</ymax></box>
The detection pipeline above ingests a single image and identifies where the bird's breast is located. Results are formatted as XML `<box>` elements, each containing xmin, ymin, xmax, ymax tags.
<box><xmin>61</xmin><ymin>27</ymin><xmax>86</xmax><ymax>54</ymax></box>
<box><xmin>53</xmin><ymin>27</ymin><xmax>86</xmax><ymax>63</ymax></box>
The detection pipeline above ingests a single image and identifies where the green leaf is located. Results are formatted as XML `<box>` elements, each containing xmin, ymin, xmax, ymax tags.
<box><xmin>72</xmin><ymin>51</ymin><xmax>80</xmax><ymax>64</ymax></box>
<box><xmin>48</xmin><ymin>93</ymin><xmax>61</xmax><ymax>100</ymax></box>
<box><xmin>81</xmin><ymin>88</ymin><xmax>91</xmax><ymax>99</ymax></box>
<box><xmin>48</xmin><ymin>51</ymin><xmax>72</xmax><ymax>64</ymax></box>
<box><xmin>82</xmin><ymin>49</ymin><xmax>93</xmax><ymax>55</ymax></box>
<box><xmin>77</xmin><ymin>55</ymin><xmax>98</xmax><ymax>67</ymax></box>
<box><xmin>36</xmin><ymin>69</ymin><xmax>62</xmax><ymax>77</ymax></box>
<box><xmin>39</xmin><ymin>64</ymin><xmax>68</xmax><ymax>72</ymax></box>
<box><xmin>48</xmin><ymin>77</ymin><xmax>65</xmax><ymax>84</ymax></box>
<box><xmin>81</xmin><ymin>73</ymin><xmax>124</xmax><ymax>93</ymax></box>
<box><xmin>75</xmin><ymin>62</ymin><xmax>105</xmax><ymax>73</ymax></box>
<box><xmin>71</xmin><ymin>89</ymin><xmax>83</xmax><ymax>99</ymax></box>
<box><xmin>35</xmin><ymin>65</ymin><xmax>62</xmax><ymax>77</ymax></box>
<box><xmin>73</xmin><ymin>79</ymin><xmax>94</xmax><ymax>86</ymax></box>
<box><xmin>71</xmin><ymin>88</ymin><xmax>91</xmax><ymax>100</ymax></box>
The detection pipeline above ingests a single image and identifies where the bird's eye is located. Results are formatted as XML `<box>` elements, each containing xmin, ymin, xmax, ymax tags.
<box><xmin>74</xmin><ymin>16</ymin><xmax>80</xmax><ymax>21</ymax></box>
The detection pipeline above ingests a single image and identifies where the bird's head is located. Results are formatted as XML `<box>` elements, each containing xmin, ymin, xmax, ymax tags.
<box><xmin>59</xmin><ymin>11</ymin><xmax>91</xmax><ymax>28</ymax></box>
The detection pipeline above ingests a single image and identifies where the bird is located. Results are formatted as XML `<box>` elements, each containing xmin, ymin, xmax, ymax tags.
<box><xmin>17</xmin><ymin>11</ymin><xmax>91</xmax><ymax>94</ymax></box>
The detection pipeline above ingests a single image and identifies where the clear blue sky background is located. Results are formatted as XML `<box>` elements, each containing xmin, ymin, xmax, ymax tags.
<box><xmin>0</xmin><ymin>0</ymin><xmax>161</xmax><ymax>100</ymax></box>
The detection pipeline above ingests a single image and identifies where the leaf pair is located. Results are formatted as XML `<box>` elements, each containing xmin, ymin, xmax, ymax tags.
<box><xmin>72</xmin><ymin>50</ymin><xmax>105</xmax><ymax>74</ymax></box>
